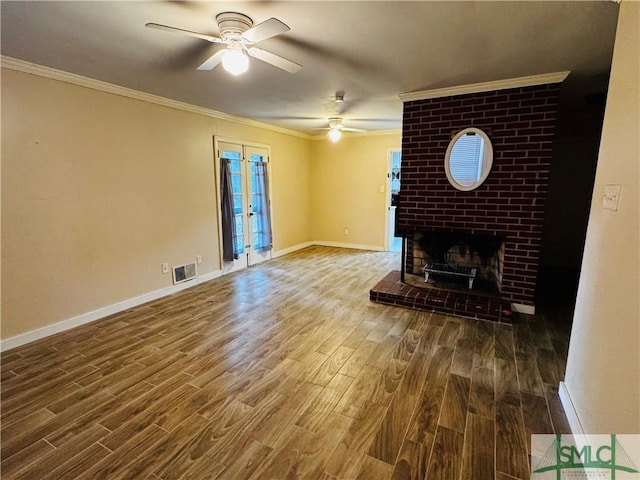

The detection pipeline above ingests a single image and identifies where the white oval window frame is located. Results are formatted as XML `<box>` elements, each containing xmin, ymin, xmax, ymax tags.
<box><xmin>444</xmin><ymin>127</ymin><xmax>494</xmax><ymax>191</ymax></box>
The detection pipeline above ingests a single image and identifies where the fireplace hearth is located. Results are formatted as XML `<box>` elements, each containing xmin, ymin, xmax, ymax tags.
<box><xmin>370</xmin><ymin>271</ymin><xmax>513</xmax><ymax>323</ymax></box>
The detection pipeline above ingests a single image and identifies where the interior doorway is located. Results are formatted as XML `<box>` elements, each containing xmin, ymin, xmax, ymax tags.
<box><xmin>386</xmin><ymin>148</ymin><xmax>402</xmax><ymax>252</ymax></box>
<box><xmin>215</xmin><ymin>139</ymin><xmax>273</xmax><ymax>274</ymax></box>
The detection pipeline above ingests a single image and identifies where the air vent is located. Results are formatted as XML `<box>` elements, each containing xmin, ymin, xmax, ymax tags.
<box><xmin>173</xmin><ymin>262</ymin><xmax>197</xmax><ymax>284</ymax></box>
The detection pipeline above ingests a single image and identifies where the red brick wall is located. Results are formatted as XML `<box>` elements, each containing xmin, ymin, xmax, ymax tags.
<box><xmin>398</xmin><ymin>83</ymin><xmax>561</xmax><ymax>306</ymax></box>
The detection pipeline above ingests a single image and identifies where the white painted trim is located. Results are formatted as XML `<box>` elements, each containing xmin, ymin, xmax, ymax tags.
<box><xmin>0</xmin><ymin>270</ymin><xmax>222</xmax><ymax>352</ymax></box>
<box><xmin>214</xmin><ymin>136</ymin><xmax>271</xmax><ymax>151</ymax></box>
<box><xmin>311</xmin><ymin>129</ymin><xmax>401</xmax><ymax>141</ymax></box>
<box><xmin>399</xmin><ymin>71</ymin><xmax>571</xmax><ymax>102</ymax></box>
<box><xmin>0</xmin><ymin>237</ymin><xmax>392</xmax><ymax>351</ymax></box>
<box><xmin>0</xmin><ymin>56</ymin><xmax>310</xmax><ymax>140</ymax></box>
<box><xmin>444</xmin><ymin>127</ymin><xmax>493</xmax><ymax>191</ymax></box>
<box><xmin>272</xmin><ymin>242</ymin><xmax>314</xmax><ymax>258</ymax></box>
<box><xmin>385</xmin><ymin>147</ymin><xmax>402</xmax><ymax>252</ymax></box>
<box><xmin>313</xmin><ymin>241</ymin><xmax>385</xmax><ymax>252</ymax></box>
<box><xmin>213</xmin><ymin>137</ymin><xmax>274</xmax><ymax>273</ymax></box>
<box><xmin>197</xmin><ymin>271</ymin><xmax>222</xmax><ymax>283</ymax></box>
<box><xmin>274</xmin><ymin>240</ymin><xmax>388</xmax><ymax>257</ymax></box>
<box><xmin>1</xmin><ymin>239</ymin><xmax>389</xmax><ymax>351</ymax></box>
<box><xmin>559</xmin><ymin>381</ymin><xmax>586</xmax><ymax>435</ymax></box>
<box><xmin>510</xmin><ymin>303</ymin><xmax>536</xmax><ymax>315</ymax></box>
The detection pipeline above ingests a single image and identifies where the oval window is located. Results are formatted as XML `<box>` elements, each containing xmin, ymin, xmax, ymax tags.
<box><xmin>445</xmin><ymin>127</ymin><xmax>493</xmax><ymax>191</ymax></box>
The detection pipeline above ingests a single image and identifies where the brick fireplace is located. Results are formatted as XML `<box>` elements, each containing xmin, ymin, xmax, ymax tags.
<box><xmin>371</xmin><ymin>74</ymin><xmax>566</xmax><ymax>320</ymax></box>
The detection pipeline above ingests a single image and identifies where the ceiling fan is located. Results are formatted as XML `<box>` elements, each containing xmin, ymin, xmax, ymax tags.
<box><xmin>321</xmin><ymin>117</ymin><xmax>366</xmax><ymax>142</ymax></box>
<box><xmin>146</xmin><ymin>12</ymin><xmax>302</xmax><ymax>76</ymax></box>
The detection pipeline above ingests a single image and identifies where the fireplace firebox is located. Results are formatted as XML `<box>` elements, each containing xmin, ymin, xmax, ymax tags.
<box><xmin>411</xmin><ymin>231</ymin><xmax>505</xmax><ymax>294</ymax></box>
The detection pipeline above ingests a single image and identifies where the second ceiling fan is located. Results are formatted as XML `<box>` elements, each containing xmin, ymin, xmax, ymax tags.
<box><xmin>321</xmin><ymin>117</ymin><xmax>366</xmax><ymax>142</ymax></box>
<box><xmin>146</xmin><ymin>12</ymin><xmax>302</xmax><ymax>76</ymax></box>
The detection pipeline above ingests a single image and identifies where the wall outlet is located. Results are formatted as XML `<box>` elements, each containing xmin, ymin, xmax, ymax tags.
<box><xmin>161</xmin><ymin>263</ymin><xmax>170</xmax><ymax>274</ymax></box>
<box><xmin>344</xmin><ymin>228</ymin><xmax>350</xmax><ymax>236</ymax></box>
<box><xmin>196</xmin><ymin>255</ymin><xmax>203</xmax><ymax>264</ymax></box>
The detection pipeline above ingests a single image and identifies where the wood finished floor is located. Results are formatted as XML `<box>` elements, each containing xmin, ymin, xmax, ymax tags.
<box><xmin>1</xmin><ymin>246</ymin><xmax>572</xmax><ymax>480</ymax></box>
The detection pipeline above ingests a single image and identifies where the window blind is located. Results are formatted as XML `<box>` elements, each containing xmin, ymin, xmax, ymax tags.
<box><xmin>450</xmin><ymin>134</ymin><xmax>484</xmax><ymax>181</ymax></box>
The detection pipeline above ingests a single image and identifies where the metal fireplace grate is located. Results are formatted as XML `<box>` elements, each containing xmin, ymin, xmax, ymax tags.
<box><xmin>423</xmin><ymin>263</ymin><xmax>477</xmax><ymax>289</ymax></box>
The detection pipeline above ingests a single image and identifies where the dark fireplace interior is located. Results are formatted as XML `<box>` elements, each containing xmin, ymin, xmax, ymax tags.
<box><xmin>410</xmin><ymin>232</ymin><xmax>505</xmax><ymax>295</ymax></box>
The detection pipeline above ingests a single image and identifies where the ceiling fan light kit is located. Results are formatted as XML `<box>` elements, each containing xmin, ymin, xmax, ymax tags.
<box><xmin>328</xmin><ymin>128</ymin><xmax>342</xmax><ymax>143</ymax></box>
<box><xmin>329</xmin><ymin>117</ymin><xmax>348</xmax><ymax>130</ymax></box>
<box><xmin>146</xmin><ymin>11</ymin><xmax>302</xmax><ymax>76</ymax></box>
<box><xmin>323</xmin><ymin>117</ymin><xmax>366</xmax><ymax>141</ymax></box>
<box><xmin>221</xmin><ymin>47</ymin><xmax>249</xmax><ymax>76</ymax></box>
<box><xmin>215</xmin><ymin>12</ymin><xmax>253</xmax><ymax>39</ymax></box>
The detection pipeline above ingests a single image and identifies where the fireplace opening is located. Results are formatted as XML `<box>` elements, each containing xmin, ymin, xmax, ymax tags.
<box><xmin>409</xmin><ymin>231</ymin><xmax>505</xmax><ymax>296</ymax></box>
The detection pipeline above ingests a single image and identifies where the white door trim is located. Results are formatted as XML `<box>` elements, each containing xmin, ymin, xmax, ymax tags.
<box><xmin>213</xmin><ymin>137</ymin><xmax>273</xmax><ymax>274</ymax></box>
<box><xmin>385</xmin><ymin>147</ymin><xmax>402</xmax><ymax>252</ymax></box>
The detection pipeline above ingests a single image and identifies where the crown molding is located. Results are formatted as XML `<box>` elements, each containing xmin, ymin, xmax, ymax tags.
<box><xmin>311</xmin><ymin>128</ymin><xmax>401</xmax><ymax>141</ymax></box>
<box><xmin>398</xmin><ymin>71</ymin><xmax>571</xmax><ymax>102</ymax></box>
<box><xmin>1</xmin><ymin>56</ymin><xmax>312</xmax><ymax>140</ymax></box>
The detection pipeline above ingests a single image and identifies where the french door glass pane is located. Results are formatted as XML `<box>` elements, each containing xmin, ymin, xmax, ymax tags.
<box><xmin>220</xmin><ymin>145</ymin><xmax>271</xmax><ymax>265</ymax></box>
<box><xmin>231</xmin><ymin>174</ymin><xmax>242</xmax><ymax>192</ymax></box>
<box><xmin>249</xmin><ymin>154</ymin><xmax>270</xmax><ymax>251</ymax></box>
<box><xmin>222</xmin><ymin>150</ymin><xmax>244</xmax><ymax>256</ymax></box>
<box><xmin>234</xmin><ymin>215</ymin><xmax>244</xmax><ymax>254</ymax></box>
<box><xmin>233</xmin><ymin>195</ymin><xmax>243</xmax><ymax>214</ymax></box>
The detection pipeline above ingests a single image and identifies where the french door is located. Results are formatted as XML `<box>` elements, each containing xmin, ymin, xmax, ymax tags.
<box><xmin>386</xmin><ymin>148</ymin><xmax>402</xmax><ymax>252</ymax></box>
<box><xmin>216</xmin><ymin>140</ymin><xmax>273</xmax><ymax>274</ymax></box>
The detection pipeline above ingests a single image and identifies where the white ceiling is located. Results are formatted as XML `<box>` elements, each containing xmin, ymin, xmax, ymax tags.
<box><xmin>1</xmin><ymin>1</ymin><xmax>619</xmax><ymax>136</ymax></box>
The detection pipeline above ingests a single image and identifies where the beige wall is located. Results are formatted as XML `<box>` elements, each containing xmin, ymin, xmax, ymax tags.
<box><xmin>1</xmin><ymin>69</ymin><xmax>312</xmax><ymax>339</ymax></box>
<box><xmin>564</xmin><ymin>0</ymin><xmax>640</xmax><ymax>433</ymax></box>
<box><xmin>310</xmin><ymin>134</ymin><xmax>401</xmax><ymax>249</ymax></box>
<box><xmin>1</xmin><ymin>67</ymin><xmax>400</xmax><ymax>343</ymax></box>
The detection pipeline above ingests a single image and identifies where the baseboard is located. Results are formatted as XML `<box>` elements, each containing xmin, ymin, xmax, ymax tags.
<box><xmin>197</xmin><ymin>271</ymin><xmax>222</xmax><ymax>284</ymax></box>
<box><xmin>1</xmin><ymin>241</ymin><xmax>387</xmax><ymax>352</ymax></box>
<box><xmin>312</xmin><ymin>241</ymin><xmax>385</xmax><ymax>252</ymax></box>
<box><xmin>275</xmin><ymin>240</ymin><xmax>384</xmax><ymax>254</ymax></box>
<box><xmin>272</xmin><ymin>241</ymin><xmax>314</xmax><ymax>258</ymax></box>
<box><xmin>559</xmin><ymin>381</ymin><xmax>585</xmax><ymax>435</ymax></box>
<box><xmin>511</xmin><ymin>302</ymin><xmax>536</xmax><ymax>315</ymax></box>
<box><xmin>0</xmin><ymin>269</ymin><xmax>222</xmax><ymax>352</ymax></box>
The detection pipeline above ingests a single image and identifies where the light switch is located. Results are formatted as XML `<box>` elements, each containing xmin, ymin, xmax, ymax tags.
<box><xmin>602</xmin><ymin>184</ymin><xmax>621</xmax><ymax>211</ymax></box>
<box><xmin>379</xmin><ymin>185</ymin><xmax>385</xmax><ymax>193</ymax></box>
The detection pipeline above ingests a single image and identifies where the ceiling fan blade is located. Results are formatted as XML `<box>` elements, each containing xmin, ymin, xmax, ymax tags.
<box><xmin>242</xmin><ymin>17</ymin><xmax>290</xmax><ymax>43</ymax></box>
<box><xmin>145</xmin><ymin>23</ymin><xmax>223</xmax><ymax>43</ymax></box>
<box><xmin>341</xmin><ymin>127</ymin><xmax>367</xmax><ymax>133</ymax></box>
<box><xmin>247</xmin><ymin>47</ymin><xmax>302</xmax><ymax>73</ymax></box>
<box><xmin>197</xmin><ymin>49</ymin><xmax>226</xmax><ymax>70</ymax></box>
